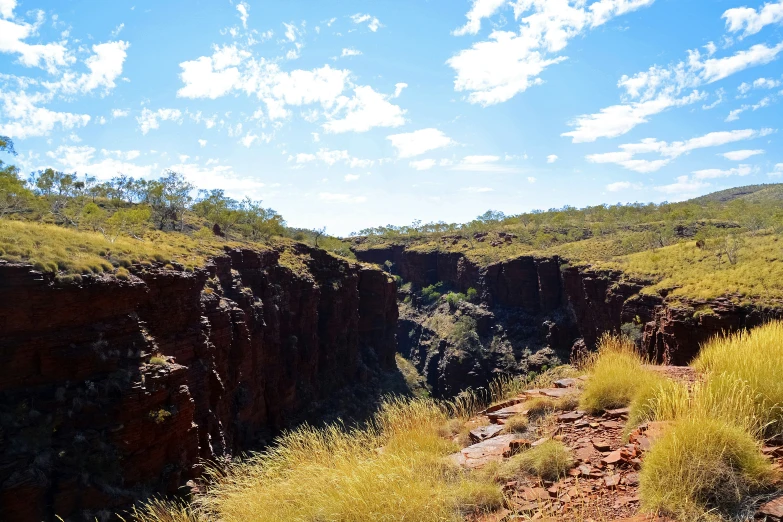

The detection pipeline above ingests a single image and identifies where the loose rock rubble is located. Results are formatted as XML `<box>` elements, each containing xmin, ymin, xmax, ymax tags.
<box><xmin>459</xmin><ymin>368</ymin><xmax>783</xmax><ymax>521</ymax></box>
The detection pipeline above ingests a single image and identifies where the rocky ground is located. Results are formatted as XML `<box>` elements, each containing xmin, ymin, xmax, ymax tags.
<box><xmin>451</xmin><ymin>369</ymin><xmax>783</xmax><ymax>522</ymax></box>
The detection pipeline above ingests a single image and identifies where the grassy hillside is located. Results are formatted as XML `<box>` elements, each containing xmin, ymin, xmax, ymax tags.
<box><xmin>352</xmin><ymin>184</ymin><xmax>783</xmax><ymax>306</ymax></box>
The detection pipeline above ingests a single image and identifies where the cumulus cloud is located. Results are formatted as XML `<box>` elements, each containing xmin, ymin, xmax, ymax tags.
<box><xmin>563</xmin><ymin>38</ymin><xmax>783</xmax><ymax>142</ymax></box>
<box><xmin>344</xmin><ymin>174</ymin><xmax>360</xmax><ymax>181</ymax></box>
<box><xmin>341</xmin><ymin>48</ymin><xmax>362</xmax><ymax>57</ymax></box>
<box><xmin>387</xmin><ymin>128</ymin><xmax>454</xmax><ymax>158</ymax></box>
<box><xmin>45</xmin><ymin>145</ymin><xmax>154</xmax><ymax>180</ymax></box>
<box><xmin>177</xmin><ymin>44</ymin><xmax>405</xmax><ymax>133</ymax></box>
<box><xmin>452</xmin><ymin>154</ymin><xmax>522</xmax><ymax>173</ymax></box>
<box><xmin>137</xmin><ymin>108</ymin><xmax>183</xmax><ymax>135</ymax></box>
<box><xmin>547</xmin><ymin>154</ymin><xmax>558</xmax><ymax>163</ymax></box>
<box><xmin>655</xmin><ymin>175</ymin><xmax>709</xmax><ymax>195</ymax></box>
<box><xmin>587</xmin><ymin>128</ymin><xmax>774</xmax><ymax>172</ymax></box>
<box><xmin>112</xmin><ymin>108</ymin><xmax>129</xmax><ymax>118</ymax></box>
<box><xmin>410</xmin><ymin>159</ymin><xmax>437</xmax><ymax>170</ymax></box>
<box><xmin>236</xmin><ymin>2</ymin><xmax>249</xmax><ymax>28</ymax></box>
<box><xmin>723</xmin><ymin>1</ymin><xmax>783</xmax><ymax>37</ymax></box>
<box><xmin>452</xmin><ymin>0</ymin><xmax>507</xmax><ymax>36</ymax></box>
<box><xmin>0</xmin><ymin>90</ymin><xmax>90</xmax><ymax>138</ymax></box>
<box><xmin>691</xmin><ymin>164</ymin><xmax>753</xmax><ymax>180</ymax></box>
<box><xmin>461</xmin><ymin>186</ymin><xmax>493</xmax><ymax>193</ymax></box>
<box><xmin>447</xmin><ymin>0</ymin><xmax>655</xmax><ymax>106</ymax></box>
<box><xmin>0</xmin><ymin>16</ymin><xmax>71</xmax><ymax>72</ymax></box>
<box><xmin>722</xmin><ymin>149</ymin><xmax>764</xmax><ymax>161</ymax></box>
<box><xmin>288</xmin><ymin>148</ymin><xmax>374</xmax><ymax>168</ymax></box>
<box><xmin>350</xmin><ymin>13</ymin><xmax>382</xmax><ymax>32</ymax></box>
<box><xmin>0</xmin><ymin>0</ymin><xmax>16</xmax><ymax>19</ymax></box>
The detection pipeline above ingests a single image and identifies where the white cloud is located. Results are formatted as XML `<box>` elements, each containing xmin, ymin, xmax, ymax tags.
<box><xmin>692</xmin><ymin>164</ymin><xmax>753</xmax><ymax>180</ymax></box>
<box><xmin>655</xmin><ymin>175</ymin><xmax>709</xmax><ymax>195</ymax></box>
<box><xmin>240</xmin><ymin>132</ymin><xmax>258</xmax><ymax>148</ymax></box>
<box><xmin>387</xmin><ymin>128</ymin><xmax>454</xmax><ymax>158</ymax></box>
<box><xmin>447</xmin><ymin>0</ymin><xmax>655</xmax><ymax>106</ymax></box>
<box><xmin>56</xmin><ymin>40</ymin><xmax>130</xmax><ymax>95</ymax></box>
<box><xmin>177</xmin><ymin>45</ymin><xmax>404</xmax><ymax>134</ymax></box>
<box><xmin>607</xmin><ymin>181</ymin><xmax>642</xmax><ymax>192</ymax></box>
<box><xmin>527</xmin><ymin>176</ymin><xmax>537</xmax><ymax>183</ymax></box>
<box><xmin>547</xmin><ymin>154</ymin><xmax>558</xmax><ymax>163</ymax></box>
<box><xmin>410</xmin><ymin>159</ymin><xmax>437</xmax><ymax>170</ymax></box>
<box><xmin>587</xmin><ymin>128</ymin><xmax>774</xmax><ymax>172</ymax></box>
<box><xmin>0</xmin><ymin>90</ymin><xmax>90</xmax><ymax>138</ymax></box>
<box><xmin>722</xmin><ymin>149</ymin><xmax>763</xmax><ymax>161</ymax></box>
<box><xmin>283</xmin><ymin>23</ymin><xmax>298</xmax><ymax>42</ymax></box>
<box><xmin>739</xmin><ymin>82</ymin><xmax>752</xmax><ymax>95</ymax></box>
<box><xmin>723</xmin><ymin>1</ymin><xmax>783</xmax><ymax>37</ymax></box>
<box><xmin>393</xmin><ymin>82</ymin><xmax>408</xmax><ymax>98</ymax></box>
<box><xmin>137</xmin><ymin>108</ymin><xmax>183</xmax><ymax>135</ymax></box>
<box><xmin>46</xmin><ymin>145</ymin><xmax>154</xmax><ymax>180</ymax></box>
<box><xmin>563</xmin><ymin>38</ymin><xmax>783</xmax><ymax>142</ymax></box>
<box><xmin>237</xmin><ymin>2</ymin><xmax>249</xmax><ymax>29</ymax></box>
<box><xmin>344</xmin><ymin>174</ymin><xmax>360</xmax><ymax>182</ymax></box>
<box><xmin>754</xmin><ymin>77</ymin><xmax>781</xmax><ymax>89</ymax></box>
<box><xmin>770</xmin><ymin>163</ymin><xmax>783</xmax><ymax>177</ymax></box>
<box><xmin>452</xmin><ymin>0</ymin><xmax>507</xmax><ymax>36</ymax></box>
<box><xmin>111</xmin><ymin>23</ymin><xmax>124</xmax><ymax>38</ymax></box>
<box><xmin>563</xmin><ymin>91</ymin><xmax>704</xmax><ymax>143</ymax></box>
<box><xmin>701</xmin><ymin>43</ymin><xmax>783</xmax><ymax>83</ymax></box>
<box><xmin>725</xmin><ymin>95</ymin><xmax>774</xmax><ymax>121</ymax></box>
<box><xmin>0</xmin><ymin>0</ymin><xmax>16</xmax><ymax>19</ymax></box>
<box><xmin>322</xmin><ymin>86</ymin><xmax>406</xmax><ymax>133</ymax></box>
<box><xmin>461</xmin><ymin>186</ymin><xmax>493</xmax><ymax>193</ymax></box>
<box><xmin>319</xmin><ymin>192</ymin><xmax>367</xmax><ymax>203</ymax></box>
<box><xmin>112</xmin><ymin>108</ymin><xmax>129</xmax><ymax>118</ymax></box>
<box><xmin>312</xmin><ymin>132</ymin><xmax>320</xmax><ymax>142</ymax></box>
<box><xmin>726</xmin><ymin>107</ymin><xmax>746</xmax><ymax>122</ymax></box>
<box><xmin>198</xmin><ymin>139</ymin><xmax>207</xmax><ymax>148</ymax></box>
<box><xmin>463</xmin><ymin>155</ymin><xmax>501</xmax><ymax>164</ymax></box>
<box><xmin>0</xmin><ymin>17</ymin><xmax>71</xmax><ymax>72</ymax></box>
<box><xmin>341</xmin><ymin>48</ymin><xmax>362</xmax><ymax>57</ymax></box>
<box><xmin>289</xmin><ymin>148</ymin><xmax>374</xmax><ymax>168</ymax></box>
<box><xmin>351</xmin><ymin>13</ymin><xmax>382</xmax><ymax>32</ymax></box>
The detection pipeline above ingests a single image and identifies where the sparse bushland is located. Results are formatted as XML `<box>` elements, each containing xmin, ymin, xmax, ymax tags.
<box><xmin>496</xmin><ymin>440</ymin><xmax>574</xmax><ymax>482</ymax></box>
<box><xmin>503</xmin><ymin>414</ymin><xmax>529</xmax><ymax>434</ymax></box>
<box><xmin>0</xmin><ymin>137</ymin><xmax>357</xmax><ymax>273</ymax></box>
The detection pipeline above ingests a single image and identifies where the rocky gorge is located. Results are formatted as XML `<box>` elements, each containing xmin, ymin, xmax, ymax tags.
<box><xmin>0</xmin><ymin>245</ymin><xmax>397</xmax><ymax>521</ymax></box>
<box><xmin>352</xmin><ymin>244</ymin><xmax>780</xmax><ymax>397</ymax></box>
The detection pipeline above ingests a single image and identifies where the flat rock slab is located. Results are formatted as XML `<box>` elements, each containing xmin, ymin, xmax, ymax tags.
<box><xmin>488</xmin><ymin>403</ymin><xmax>529</xmax><ymax>422</ymax></box>
<box><xmin>451</xmin><ymin>434</ymin><xmax>519</xmax><ymax>469</ymax></box>
<box><xmin>469</xmin><ymin>424</ymin><xmax>504</xmax><ymax>443</ymax></box>
<box><xmin>759</xmin><ymin>496</ymin><xmax>783</xmax><ymax>519</ymax></box>
<box><xmin>554</xmin><ymin>378</ymin><xmax>579</xmax><ymax>388</ymax></box>
<box><xmin>558</xmin><ymin>411</ymin><xmax>585</xmax><ymax>423</ymax></box>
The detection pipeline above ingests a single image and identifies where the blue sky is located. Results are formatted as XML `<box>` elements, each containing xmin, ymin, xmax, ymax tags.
<box><xmin>1</xmin><ymin>0</ymin><xmax>782</xmax><ymax>235</ymax></box>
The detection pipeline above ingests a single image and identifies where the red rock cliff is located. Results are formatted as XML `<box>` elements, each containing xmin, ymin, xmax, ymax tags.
<box><xmin>0</xmin><ymin>245</ymin><xmax>397</xmax><ymax>521</ymax></box>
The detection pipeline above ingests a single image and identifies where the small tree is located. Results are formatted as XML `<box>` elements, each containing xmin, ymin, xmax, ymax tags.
<box><xmin>313</xmin><ymin>227</ymin><xmax>326</xmax><ymax>247</ymax></box>
<box><xmin>81</xmin><ymin>202</ymin><xmax>107</xmax><ymax>231</ymax></box>
<box><xmin>103</xmin><ymin>206</ymin><xmax>152</xmax><ymax>241</ymax></box>
<box><xmin>144</xmin><ymin>171</ymin><xmax>193</xmax><ymax>231</ymax></box>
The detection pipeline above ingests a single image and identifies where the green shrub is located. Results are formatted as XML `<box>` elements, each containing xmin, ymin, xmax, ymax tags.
<box><xmin>149</xmin><ymin>356</ymin><xmax>167</xmax><ymax>366</ymax></box>
<box><xmin>504</xmin><ymin>414</ymin><xmax>528</xmax><ymax>434</ymax></box>
<box><xmin>466</xmin><ymin>287</ymin><xmax>478</xmax><ymax>302</ymax></box>
<box><xmin>421</xmin><ymin>282</ymin><xmax>443</xmax><ymax>304</ymax></box>
<box><xmin>115</xmin><ymin>267</ymin><xmax>131</xmax><ymax>280</ymax></box>
<box><xmin>640</xmin><ymin>417</ymin><xmax>776</xmax><ymax>520</ymax></box>
<box><xmin>445</xmin><ymin>292</ymin><xmax>467</xmax><ymax>307</ymax></box>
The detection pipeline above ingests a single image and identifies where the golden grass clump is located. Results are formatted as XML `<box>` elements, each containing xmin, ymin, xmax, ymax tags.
<box><xmin>496</xmin><ymin>440</ymin><xmax>574</xmax><ymax>482</ymax></box>
<box><xmin>694</xmin><ymin>322</ymin><xmax>783</xmax><ymax>437</ymax></box>
<box><xmin>639</xmin><ymin>417</ymin><xmax>776</xmax><ymax>520</ymax></box>
<box><xmin>139</xmin><ymin>397</ymin><xmax>502</xmax><ymax>522</ymax></box>
<box><xmin>580</xmin><ymin>335</ymin><xmax>664</xmax><ymax>414</ymax></box>
<box><xmin>503</xmin><ymin>414</ymin><xmax>529</xmax><ymax>434</ymax></box>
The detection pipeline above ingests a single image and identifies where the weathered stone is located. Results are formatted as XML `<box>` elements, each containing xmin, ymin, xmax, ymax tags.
<box><xmin>758</xmin><ymin>496</ymin><xmax>783</xmax><ymax>519</ymax></box>
<box><xmin>453</xmin><ymin>434</ymin><xmax>519</xmax><ymax>469</ymax></box>
<box><xmin>558</xmin><ymin>411</ymin><xmax>585</xmax><ymax>423</ymax></box>
<box><xmin>469</xmin><ymin>424</ymin><xmax>505</xmax><ymax>443</ymax></box>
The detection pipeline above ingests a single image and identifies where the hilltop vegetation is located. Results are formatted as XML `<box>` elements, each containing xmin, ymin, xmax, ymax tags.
<box><xmin>352</xmin><ymin>184</ymin><xmax>783</xmax><ymax>306</ymax></box>
<box><xmin>0</xmin><ymin>137</ymin><xmax>354</xmax><ymax>275</ymax></box>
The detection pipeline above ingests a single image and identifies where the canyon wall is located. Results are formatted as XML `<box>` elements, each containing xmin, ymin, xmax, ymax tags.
<box><xmin>0</xmin><ymin>245</ymin><xmax>397</xmax><ymax>522</ymax></box>
<box><xmin>355</xmin><ymin>246</ymin><xmax>777</xmax><ymax>395</ymax></box>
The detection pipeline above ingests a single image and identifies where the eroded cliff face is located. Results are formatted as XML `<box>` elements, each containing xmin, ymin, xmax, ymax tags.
<box><xmin>354</xmin><ymin>246</ymin><xmax>780</xmax><ymax>395</ymax></box>
<box><xmin>0</xmin><ymin>245</ymin><xmax>397</xmax><ymax>522</ymax></box>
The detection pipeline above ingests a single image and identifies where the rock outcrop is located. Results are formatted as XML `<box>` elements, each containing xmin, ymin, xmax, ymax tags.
<box><xmin>354</xmin><ymin>245</ymin><xmax>779</xmax><ymax>393</ymax></box>
<box><xmin>0</xmin><ymin>245</ymin><xmax>397</xmax><ymax>521</ymax></box>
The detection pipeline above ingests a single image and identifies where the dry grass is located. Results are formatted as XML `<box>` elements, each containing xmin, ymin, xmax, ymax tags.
<box><xmin>496</xmin><ymin>440</ymin><xmax>574</xmax><ymax>482</ymax></box>
<box><xmin>135</xmin><ymin>398</ymin><xmax>502</xmax><ymax>522</ymax></box>
<box><xmin>503</xmin><ymin>414</ymin><xmax>529</xmax><ymax>434</ymax></box>
<box><xmin>693</xmin><ymin>322</ymin><xmax>783</xmax><ymax>437</ymax></box>
<box><xmin>639</xmin><ymin>417</ymin><xmax>776</xmax><ymax>521</ymax></box>
<box><xmin>580</xmin><ymin>335</ymin><xmax>663</xmax><ymax>414</ymax></box>
<box><xmin>0</xmin><ymin>219</ymin><xmax>234</xmax><ymax>274</ymax></box>
<box><xmin>598</xmin><ymin>235</ymin><xmax>783</xmax><ymax>303</ymax></box>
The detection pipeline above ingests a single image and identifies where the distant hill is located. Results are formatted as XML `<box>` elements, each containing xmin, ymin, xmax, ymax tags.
<box><xmin>689</xmin><ymin>183</ymin><xmax>783</xmax><ymax>204</ymax></box>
